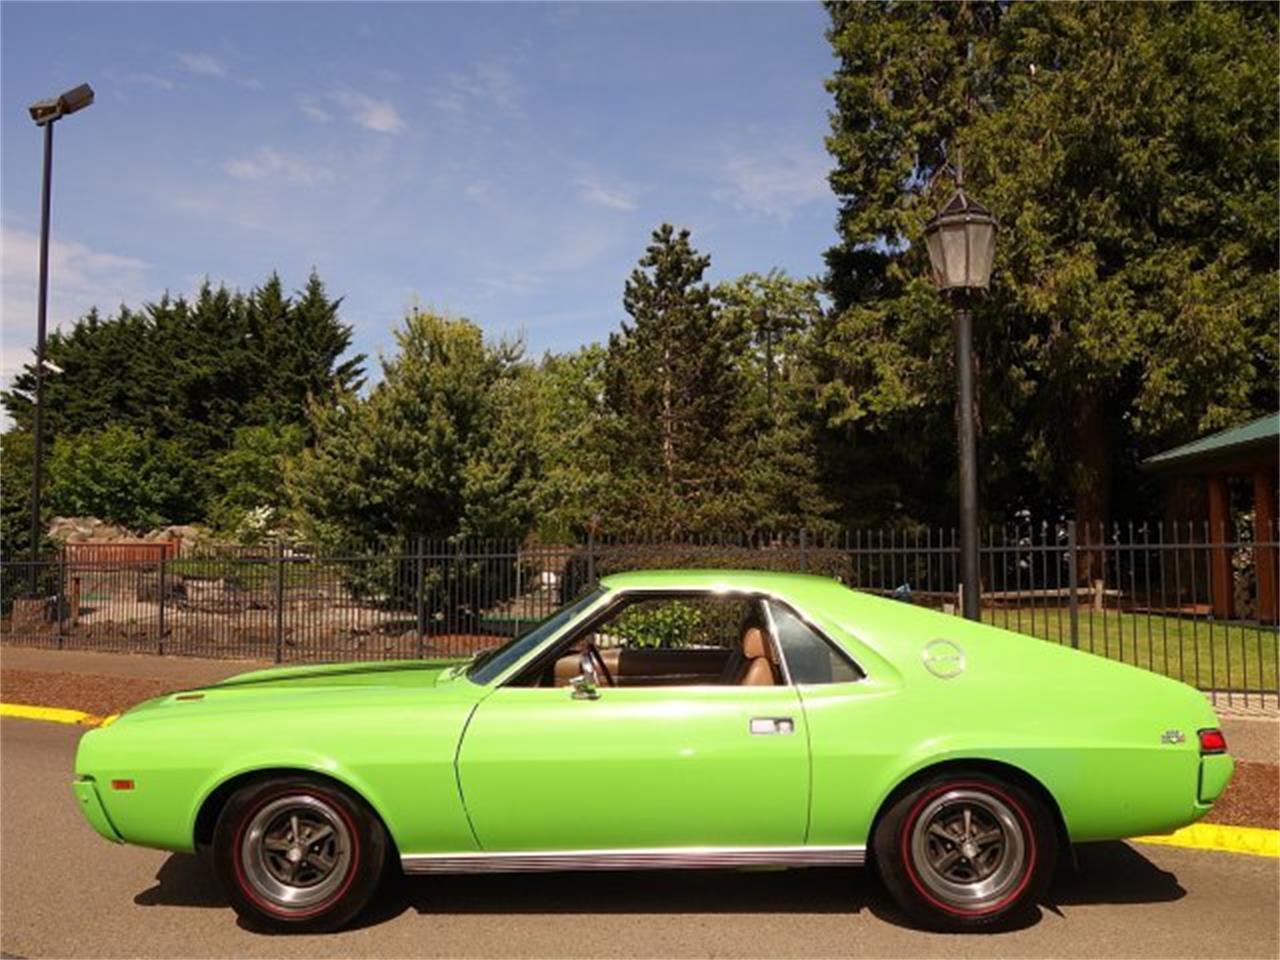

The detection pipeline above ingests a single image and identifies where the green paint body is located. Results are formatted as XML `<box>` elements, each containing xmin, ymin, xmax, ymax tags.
<box><xmin>73</xmin><ymin>571</ymin><xmax>1232</xmax><ymax>856</ymax></box>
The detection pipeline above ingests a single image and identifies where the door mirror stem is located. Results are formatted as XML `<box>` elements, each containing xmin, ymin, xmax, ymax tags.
<box><xmin>570</xmin><ymin>653</ymin><xmax>600</xmax><ymax>700</ymax></box>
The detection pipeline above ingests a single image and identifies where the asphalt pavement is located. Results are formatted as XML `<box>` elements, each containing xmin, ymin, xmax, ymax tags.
<box><xmin>2</xmin><ymin>717</ymin><xmax>1276</xmax><ymax>960</ymax></box>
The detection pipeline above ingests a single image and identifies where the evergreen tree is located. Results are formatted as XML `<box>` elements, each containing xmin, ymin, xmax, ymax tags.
<box><xmin>288</xmin><ymin>310</ymin><xmax>535</xmax><ymax>545</ymax></box>
<box><xmin>820</xmin><ymin>2</ymin><xmax>1278</xmax><ymax>529</ymax></box>
<box><xmin>46</xmin><ymin>424</ymin><xmax>202</xmax><ymax>531</ymax></box>
<box><xmin>604</xmin><ymin>224</ymin><xmax>750</xmax><ymax>535</ymax></box>
<box><xmin>525</xmin><ymin>345</ymin><xmax>613</xmax><ymax>540</ymax></box>
<box><xmin>0</xmin><ymin>272</ymin><xmax>365</xmax><ymax>534</ymax></box>
<box><xmin>714</xmin><ymin>272</ymin><xmax>834</xmax><ymax>530</ymax></box>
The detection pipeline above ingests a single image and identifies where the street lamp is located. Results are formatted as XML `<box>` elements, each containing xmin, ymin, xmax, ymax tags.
<box><xmin>923</xmin><ymin>168</ymin><xmax>997</xmax><ymax>621</ymax></box>
<box><xmin>26</xmin><ymin>83</ymin><xmax>94</xmax><ymax>592</ymax></box>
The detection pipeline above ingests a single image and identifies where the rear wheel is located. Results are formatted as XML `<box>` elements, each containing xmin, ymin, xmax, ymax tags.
<box><xmin>213</xmin><ymin>776</ymin><xmax>387</xmax><ymax>932</ymax></box>
<box><xmin>873</xmin><ymin>771</ymin><xmax>1057</xmax><ymax>931</ymax></box>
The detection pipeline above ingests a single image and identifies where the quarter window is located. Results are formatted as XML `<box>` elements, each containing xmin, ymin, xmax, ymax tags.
<box><xmin>767</xmin><ymin>601</ymin><xmax>863</xmax><ymax>684</ymax></box>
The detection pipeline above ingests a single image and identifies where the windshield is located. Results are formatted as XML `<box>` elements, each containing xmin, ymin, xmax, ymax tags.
<box><xmin>467</xmin><ymin>586</ymin><xmax>607</xmax><ymax>685</ymax></box>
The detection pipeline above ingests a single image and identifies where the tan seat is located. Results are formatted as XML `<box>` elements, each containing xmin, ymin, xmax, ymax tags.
<box><xmin>736</xmin><ymin>626</ymin><xmax>778</xmax><ymax>686</ymax></box>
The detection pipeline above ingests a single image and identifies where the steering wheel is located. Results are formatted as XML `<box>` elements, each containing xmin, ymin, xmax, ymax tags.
<box><xmin>584</xmin><ymin>641</ymin><xmax>615</xmax><ymax>688</ymax></box>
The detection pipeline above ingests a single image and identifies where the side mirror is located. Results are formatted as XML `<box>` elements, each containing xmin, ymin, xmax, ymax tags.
<box><xmin>570</xmin><ymin>652</ymin><xmax>599</xmax><ymax>700</ymax></box>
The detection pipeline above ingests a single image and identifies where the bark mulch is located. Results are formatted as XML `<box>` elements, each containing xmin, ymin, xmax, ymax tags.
<box><xmin>3</xmin><ymin>665</ymin><xmax>1277</xmax><ymax>830</ymax></box>
<box><xmin>0</xmin><ymin>668</ymin><xmax>201</xmax><ymax>717</ymax></box>
<box><xmin>1203</xmin><ymin>760</ymin><xmax>1279</xmax><ymax>830</ymax></box>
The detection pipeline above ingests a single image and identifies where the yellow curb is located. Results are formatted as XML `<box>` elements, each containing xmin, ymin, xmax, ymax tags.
<box><xmin>1132</xmin><ymin>823</ymin><xmax>1280</xmax><ymax>858</ymax></box>
<box><xmin>0</xmin><ymin>703</ymin><xmax>109</xmax><ymax>726</ymax></box>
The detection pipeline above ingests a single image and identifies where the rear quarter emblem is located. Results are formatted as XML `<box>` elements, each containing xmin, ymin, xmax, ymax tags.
<box><xmin>922</xmin><ymin>639</ymin><xmax>965</xmax><ymax>679</ymax></box>
<box><xmin>1161</xmin><ymin>730</ymin><xmax>1186</xmax><ymax>745</ymax></box>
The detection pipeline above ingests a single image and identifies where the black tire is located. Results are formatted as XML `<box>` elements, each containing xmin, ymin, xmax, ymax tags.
<box><xmin>212</xmin><ymin>775</ymin><xmax>387</xmax><ymax>933</ymax></box>
<box><xmin>873</xmin><ymin>770</ymin><xmax>1057</xmax><ymax>932</ymax></box>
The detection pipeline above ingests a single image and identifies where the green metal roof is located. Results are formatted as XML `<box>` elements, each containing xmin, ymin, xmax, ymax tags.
<box><xmin>1143</xmin><ymin>412</ymin><xmax>1279</xmax><ymax>473</ymax></box>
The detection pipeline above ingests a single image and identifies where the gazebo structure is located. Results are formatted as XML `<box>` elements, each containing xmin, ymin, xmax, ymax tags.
<box><xmin>1144</xmin><ymin>412</ymin><xmax>1279</xmax><ymax>622</ymax></box>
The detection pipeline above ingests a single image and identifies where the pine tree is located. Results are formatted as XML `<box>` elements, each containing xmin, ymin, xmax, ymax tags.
<box><xmin>820</xmin><ymin>1</ymin><xmax>1279</xmax><ymax>528</ymax></box>
<box><xmin>288</xmin><ymin>310</ymin><xmax>535</xmax><ymax>545</ymax></box>
<box><xmin>604</xmin><ymin>224</ymin><xmax>751</xmax><ymax>535</ymax></box>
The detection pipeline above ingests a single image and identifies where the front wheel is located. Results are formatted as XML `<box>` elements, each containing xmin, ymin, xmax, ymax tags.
<box><xmin>873</xmin><ymin>771</ymin><xmax>1057</xmax><ymax>931</ymax></box>
<box><xmin>213</xmin><ymin>776</ymin><xmax>387</xmax><ymax>932</ymax></box>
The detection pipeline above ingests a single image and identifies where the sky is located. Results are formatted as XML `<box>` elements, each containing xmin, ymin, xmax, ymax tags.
<box><xmin>0</xmin><ymin>1</ymin><xmax>838</xmax><ymax>391</ymax></box>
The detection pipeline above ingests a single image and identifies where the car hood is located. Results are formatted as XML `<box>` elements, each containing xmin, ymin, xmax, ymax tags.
<box><xmin>210</xmin><ymin>658</ymin><xmax>465</xmax><ymax>690</ymax></box>
<box><xmin>109</xmin><ymin>657</ymin><xmax>471</xmax><ymax>725</ymax></box>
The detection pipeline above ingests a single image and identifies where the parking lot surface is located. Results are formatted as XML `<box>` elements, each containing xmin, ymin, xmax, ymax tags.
<box><xmin>2</xmin><ymin>717</ymin><xmax>1276</xmax><ymax>959</ymax></box>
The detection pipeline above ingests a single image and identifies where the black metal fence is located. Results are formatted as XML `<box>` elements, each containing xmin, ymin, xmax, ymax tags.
<box><xmin>2</xmin><ymin>522</ymin><xmax>1276</xmax><ymax>706</ymax></box>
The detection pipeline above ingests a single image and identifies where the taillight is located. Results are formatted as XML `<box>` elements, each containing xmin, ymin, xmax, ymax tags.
<box><xmin>1198</xmin><ymin>728</ymin><xmax>1227</xmax><ymax>755</ymax></box>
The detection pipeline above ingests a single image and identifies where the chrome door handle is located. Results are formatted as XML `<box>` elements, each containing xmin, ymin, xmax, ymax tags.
<box><xmin>749</xmin><ymin>717</ymin><xmax>795</xmax><ymax>735</ymax></box>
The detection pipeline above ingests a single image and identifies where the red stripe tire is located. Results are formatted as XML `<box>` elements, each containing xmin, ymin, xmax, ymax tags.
<box><xmin>873</xmin><ymin>770</ymin><xmax>1058</xmax><ymax>931</ymax></box>
<box><xmin>213</xmin><ymin>775</ymin><xmax>388</xmax><ymax>933</ymax></box>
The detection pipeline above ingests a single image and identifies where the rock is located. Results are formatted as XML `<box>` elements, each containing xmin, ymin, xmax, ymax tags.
<box><xmin>136</xmin><ymin>574</ymin><xmax>187</xmax><ymax>603</ymax></box>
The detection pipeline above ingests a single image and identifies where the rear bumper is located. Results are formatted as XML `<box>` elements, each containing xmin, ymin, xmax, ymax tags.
<box><xmin>73</xmin><ymin>777</ymin><xmax>123</xmax><ymax>843</ymax></box>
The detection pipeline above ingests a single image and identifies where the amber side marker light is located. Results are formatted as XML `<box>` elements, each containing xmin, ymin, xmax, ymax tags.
<box><xmin>1198</xmin><ymin>729</ymin><xmax>1227</xmax><ymax>755</ymax></box>
<box><xmin>110</xmin><ymin>779</ymin><xmax>135</xmax><ymax>791</ymax></box>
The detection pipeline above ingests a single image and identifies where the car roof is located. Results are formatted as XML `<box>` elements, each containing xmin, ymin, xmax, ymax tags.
<box><xmin>598</xmin><ymin>569</ymin><xmax>843</xmax><ymax>594</ymax></box>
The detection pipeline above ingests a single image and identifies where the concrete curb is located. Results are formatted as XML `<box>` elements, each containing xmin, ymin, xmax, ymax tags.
<box><xmin>1132</xmin><ymin>823</ymin><xmax>1280</xmax><ymax>858</ymax></box>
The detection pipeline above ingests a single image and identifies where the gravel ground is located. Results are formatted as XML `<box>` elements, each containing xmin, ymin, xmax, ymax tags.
<box><xmin>2</xmin><ymin>660</ymin><xmax>1276</xmax><ymax>830</ymax></box>
<box><xmin>0</xmin><ymin>668</ymin><xmax>201</xmax><ymax>717</ymax></box>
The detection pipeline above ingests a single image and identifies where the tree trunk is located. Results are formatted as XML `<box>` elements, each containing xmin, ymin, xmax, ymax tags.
<box><xmin>1072</xmin><ymin>391</ymin><xmax>1111</xmax><ymax>585</ymax></box>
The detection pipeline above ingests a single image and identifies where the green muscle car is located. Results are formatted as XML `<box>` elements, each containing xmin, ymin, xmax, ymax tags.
<box><xmin>72</xmin><ymin>570</ymin><xmax>1233</xmax><ymax>932</ymax></box>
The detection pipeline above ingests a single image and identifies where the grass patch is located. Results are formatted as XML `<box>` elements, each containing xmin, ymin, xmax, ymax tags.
<box><xmin>984</xmin><ymin>608</ymin><xmax>1278</xmax><ymax>693</ymax></box>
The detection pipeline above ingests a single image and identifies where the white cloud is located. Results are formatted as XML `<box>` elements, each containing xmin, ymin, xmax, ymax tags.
<box><xmin>577</xmin><ymin>177</ymin><xmax>638</xmax><ymax>212</ymax></box>
<box><xmin>119</xmin><ymin>71</ymin><xmax>175</xmax><ymax>90</ymax></box>
<box><xmin>176</xmin><ymin>52</ymin><xmax>259</xmax><ymax>88</ymax></box>
<box><xmin>177</xmin><ymin>52</ymin><xmax>227</xmax><ymax>78</ymax></box>
<box><xmin>717</xmin><ymin>148</ymin><xmax>830</xmax><ymax>219</ymax></box>
<box><xmin>0</xmin><ymin>224</ymin><xmax>151</xmax><ymax>388</ymax></box>
<box><xmin>300</xmin><ymin>102</ymin><xmax>332</xmax><ymax>123</ymax></box>
<box><xmin>224</xmin><ymin>148</ymin><xmax>335</xmax><ymax>185</ymax></box>
<box><xmin>330</xmin><ymin>91</ymin><xmax>405</xmax><ymax>135</ymax></box>
<box><xmin>432</xmin><ymin>60</ymin><xmax>522</xmax><ymax>116</ymax></box>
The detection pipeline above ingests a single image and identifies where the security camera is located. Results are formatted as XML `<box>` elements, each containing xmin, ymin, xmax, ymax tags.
<box><xmin>40</xmin><ymin>359</ymin><xmax>64</xmax><ymax>375</ymax></box>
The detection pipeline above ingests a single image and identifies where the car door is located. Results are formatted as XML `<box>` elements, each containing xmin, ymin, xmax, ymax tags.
<box><xmin>455</xmin><ymin>595</ymin><xmax>811</xmax><ymax>853</ymax></box>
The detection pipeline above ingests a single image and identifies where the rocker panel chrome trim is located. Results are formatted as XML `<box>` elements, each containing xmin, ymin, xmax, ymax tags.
<box><xmin>400</xmin><ymin>844</ymin><xmax>866</xmax><ymax>874</ymax></box>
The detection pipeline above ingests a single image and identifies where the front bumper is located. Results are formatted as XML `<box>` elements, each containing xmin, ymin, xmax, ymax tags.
<box><xmin>73</xmin><ymin>777</ymin><xmax>123</xmax><ymax>843</ymax></box>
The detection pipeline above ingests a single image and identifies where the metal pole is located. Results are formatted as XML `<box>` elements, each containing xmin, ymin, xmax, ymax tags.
<box><xmin>29</xmin><ymin>120</ymin><xmax>54</xmax><ymax>593</ymax></box>
<box><xmin>954</xmin><ymin>303</ymin><xmax>980</xmax><ymax>620</ymax></box>
<box><xmin>273</xmin><ymin>541</ymin><xmax>286</xmax><ymax>663</ymax></box>
<box><xmin>1067</xmin><ymin>520</ymin><xmax>1080</xmax><ymax>648</ymax></box>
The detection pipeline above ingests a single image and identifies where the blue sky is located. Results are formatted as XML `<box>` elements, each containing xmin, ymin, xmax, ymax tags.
<box><xmin>1</xmin><ymin>1</ymin><xmax>837</xmax><ymax>388</ymax></box>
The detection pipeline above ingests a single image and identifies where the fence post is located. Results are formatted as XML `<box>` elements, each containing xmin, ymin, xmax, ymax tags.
<box><xmin>157</xmin><ymin>549</ymin><xmax>167</xmax><ymax>656</ymax></box>
<box><xmin>273</xmin><ymin>541</ymin><xmax>286</xmax><ymax>663</ymax></box>
<box><xmin>1067</xmin><ymin>520</ymin><xmax>1080</xmax><ymax>649</ymax></box>
<box><xmin>56</xmin><ymin>545</ymin><xmax>66</xmax><ymax>650</ymax></box>
<box><xmin>514</xmin><ymin>541</ymin><xmax>523</xmax><ymax>636</ymax></box>
<box><xmin>800</xmin><ymin>528</ymin><xmax>809</xmax><ymax>572</ymax></box>
<box><xmin>415</xmin><ymin>534</ymin><xmax>426</xmax><ymax>659</ymax></box>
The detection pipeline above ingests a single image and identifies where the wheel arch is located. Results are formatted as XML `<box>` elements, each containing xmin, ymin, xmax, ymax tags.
<box><xmin>867</xmin><ymin>757</ymin><xmax>1070</xmax><ymax>859</ymax></box>
<box><xmin>192</xmin><ymin>766</ymin><xmax>399</xmax><ymax>858</ymax></box>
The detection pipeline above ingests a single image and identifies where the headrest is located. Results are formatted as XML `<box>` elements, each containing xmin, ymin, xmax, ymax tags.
<box><xmin>742</xmin><ymin>626</ymin><xmax>768</xmax><ymax>659</ymax></box>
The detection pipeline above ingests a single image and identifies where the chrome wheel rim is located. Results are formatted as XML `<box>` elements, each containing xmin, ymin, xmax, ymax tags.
<box><xmin>240</xmin><ymin>794</ymin><xmax>352</xmax><ymax>911</ymax></box>
<box><xmin>909</xmin><ymin>788</ymin><xmax>1026</xmax><ymax>910</ymax></box>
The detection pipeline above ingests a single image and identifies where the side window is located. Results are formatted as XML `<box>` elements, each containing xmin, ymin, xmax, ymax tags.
<box><xmin>512</xmin><ymin>593</ymin><xmax>779</xmax><ymax>687</ymax></box>
<box><xmin>768</xmin><ymin>601</ymin><xmax>863</xmax><ymax>684</ymax></box>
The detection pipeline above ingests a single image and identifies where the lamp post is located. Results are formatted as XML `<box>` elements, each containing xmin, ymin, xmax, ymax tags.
<box><xmin>26</xmin><ymin>83</ymin><xmax>94</xmax><ymax>592</ymax></box>
<box><xmin>923</xmin><ymin>167</ymin><xmax>997</xmax><ymax>621</ymax></box>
